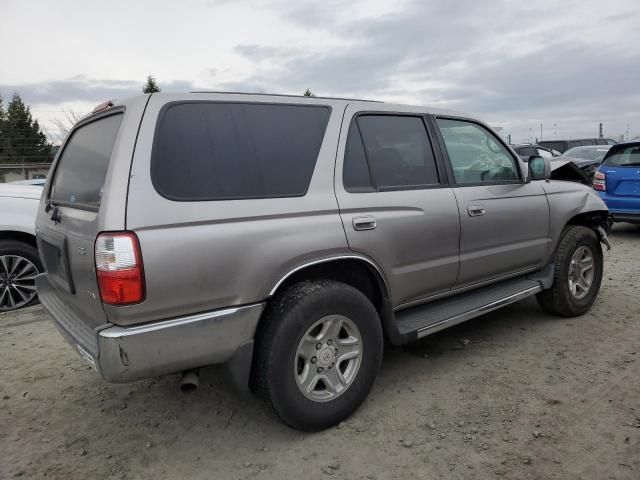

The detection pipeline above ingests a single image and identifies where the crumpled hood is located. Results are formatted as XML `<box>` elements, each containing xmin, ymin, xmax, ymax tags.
<box><xmin>549</xmin><ymin>160</ymin><xmax>592</xmax><ymax>185</ymax></box>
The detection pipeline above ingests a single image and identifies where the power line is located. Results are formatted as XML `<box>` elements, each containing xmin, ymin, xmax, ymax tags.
<box><xmin>0</xmin><ymin>128</ymin><xmax>65</xmax><ymax>131</ymax></box>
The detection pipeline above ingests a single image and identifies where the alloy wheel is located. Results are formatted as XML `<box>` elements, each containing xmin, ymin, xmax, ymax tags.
<box><xmin>0</xmin><ymin>255</ymin><xmax>39</xmax><ymax>311</ymax></box>
<box><xmin>568</xmin><ymin>246</ymin><xmax>594</xmax><ymax>300</ymax></box>
<box><xmin>294</xmin><ymin>314</ymin><xmax>362</xmax><ymax>402</ymax></box>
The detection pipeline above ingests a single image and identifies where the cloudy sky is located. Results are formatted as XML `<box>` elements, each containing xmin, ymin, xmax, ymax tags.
<box><xmin>1</xmin><ymin>0</ymin><xmax>638</xmax><ymax>143</ymax></box>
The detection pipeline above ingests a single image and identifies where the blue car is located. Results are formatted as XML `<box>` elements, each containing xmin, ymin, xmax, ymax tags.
<box><xmin>593</xmin><ymin>141</ymin><xmax>640</xmax><ymax>224</ymax></box>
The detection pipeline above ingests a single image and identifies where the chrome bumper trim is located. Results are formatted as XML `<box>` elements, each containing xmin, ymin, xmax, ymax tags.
<box><xmin>97</xmin><ymin>303</ymin><xmax>264</xmax><ymax>382</ymax></box>
<box><xmin>38</xmin><ymin>270</ymin><xmax>264</xmax><ymax>384</ymax></box>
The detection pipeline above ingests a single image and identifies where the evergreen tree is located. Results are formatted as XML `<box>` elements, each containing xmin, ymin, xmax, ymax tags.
<box><xmin>303</xmin><ymin>89</ymin><xmax>315</xmax><ymax>97</ymax></box>
<box><xmin>0</xmin><ymin>96</ymin><xmax>6</xmax><ymax>159</ymax></box>
<box><xmin>143</xmin><ymin>75</ymin><xmax>161</xmax><ymax>93</ymax></box>
<box><xmin>0</xmin><ymin>93</ymin><xmax>52</xmax><ymax>164</ymax></box>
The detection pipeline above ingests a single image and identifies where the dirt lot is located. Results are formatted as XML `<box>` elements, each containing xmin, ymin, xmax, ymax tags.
<box><xmin>1</xmin><ymin>224</ymin><xmax>639</xmax><ymax>480</ymax></box>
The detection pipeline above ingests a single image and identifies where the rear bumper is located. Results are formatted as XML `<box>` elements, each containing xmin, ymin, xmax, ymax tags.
<box><xmin>36</xmin><ymin>274</ymin><xmax>264</xmax><ymax>383</ymax></box>
<box><xmin>598</xmin><ymin>192</ymin><xmax>640</xmax><ymax>223</ymax></box>
<box><xmin>610</xmin><ymin>212</ymin><xmax>640</xmax><ymax>224</ymax></box>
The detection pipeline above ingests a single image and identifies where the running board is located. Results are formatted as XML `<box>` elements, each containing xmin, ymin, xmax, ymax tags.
<box><xmin>394</xmin><ymin>277</ymin><xmax>543</xmax><ymax>343</ymax></box>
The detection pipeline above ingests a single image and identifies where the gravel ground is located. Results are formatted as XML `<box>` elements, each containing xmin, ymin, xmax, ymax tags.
<box><xmin>1</xmin><ymin>224</ymin><xmax>639</xmax><ymax>480</ymax></box>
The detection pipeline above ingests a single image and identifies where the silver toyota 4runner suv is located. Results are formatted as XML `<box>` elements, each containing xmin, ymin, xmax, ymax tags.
<box><xmin>36</xmin><ymin>92</ymin><xmax>611</xmax><ymax>431</ymax></box>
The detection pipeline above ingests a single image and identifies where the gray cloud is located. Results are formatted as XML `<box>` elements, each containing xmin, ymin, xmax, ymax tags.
<box><xmin>0</xmin><ymin>76</ymin><xmax>195</xmax><ymax>105</ymax></box>
<box><xmin>226</xmin><ymin>0</ymin><xmax>639</xmax><ymax>139</ymax></box>
<box><xmin>3</xmin><ymin>0</ymin><xmax>638</xmax><ymax>141</ymax></box>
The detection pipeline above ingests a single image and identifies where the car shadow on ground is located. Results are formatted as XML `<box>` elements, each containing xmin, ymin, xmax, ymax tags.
<box><xmin>609</xmin><ymin>222</ymin><xmax>640</xmax><ymax>239</ymax></box>
<box><xmin>172</xmin><ymin>296</ymin><xmax>558</xmax><ymax>432</ymax></box>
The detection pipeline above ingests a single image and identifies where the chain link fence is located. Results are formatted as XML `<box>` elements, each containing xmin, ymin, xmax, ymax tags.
<box><xmin>0</xmin><ymin>163</ymin><xmax>53</xmax><ymax>183</ymax></box>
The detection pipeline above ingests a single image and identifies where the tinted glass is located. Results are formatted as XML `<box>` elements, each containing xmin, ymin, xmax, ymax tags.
<box><xmin>515</xmin><ymin>146</ymin><xmax>538</xmax><ymax>156</ymax></box>
<box><xmin>562</xmin><ymin>147</ymin><xmax>610</xmax><ymax>161</ymax></box>
<box><xmin>152</xmin><ymin>103</ymin><xmax>330</xmax><ymax>200</ymax></box>
<box><xmin>436</xmin><ymin>118</ymin><xmax>519</xmax><ymax>184</ymax></box>
<box><xmin>343</xmin><ymin>121</ymin><xmax>373</xmax><ymax>190</ymax></box>
<box><xmin>595</xmin><ymin>139</ymin><xmax>607</xmax><ymax>145</ymax></box>
<box><xmin>603</xmin><ymin>145</ymin><xmax>640</xmax><ymax>166</ymax></box>
<box><xmin>539</xmin><ymin>141</ymin><xmax>565</xmax><ymax>153</ymax></box>
<box><xmin>567</xmin><ymin>141</ymin><xmax>582</xmax><ymax>149</ymax></box>
<box><xmin>355</xmin><ymin>115</ymin><xmax>439</xmax><ymax>188</ymax></box>
<box><xmin>50</xmin><ymin>113</ymin><xmax>123</xmax><ymax>209</ymax></box>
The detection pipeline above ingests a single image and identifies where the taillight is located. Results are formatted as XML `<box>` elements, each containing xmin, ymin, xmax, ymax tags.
<box><xmin>95</xmin><ymin>232</ymin><xmax>145</xmax><ymax>305</ymax></box>
<box><xmin>593</xmin><ymin>171</ymin><xmax>606</xmax><ymax>192</ymax></box>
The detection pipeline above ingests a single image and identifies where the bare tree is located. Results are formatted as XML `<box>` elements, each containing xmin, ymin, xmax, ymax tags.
<box><xmin>50</xmin><ymin>109</ymin><xmax>85</xmax><ymax>143</ymax></box>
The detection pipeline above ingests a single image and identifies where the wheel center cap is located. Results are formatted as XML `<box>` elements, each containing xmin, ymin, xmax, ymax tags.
<box><xmin>317</xmin><ymin>346</ymin><xmax>335</xmax><ymax>367</ymax></box>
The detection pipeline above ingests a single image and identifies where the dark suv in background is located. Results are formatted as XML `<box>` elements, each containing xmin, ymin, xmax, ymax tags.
<box><xmin>540</xmin><ymin>138</ymin><xmax>617</xmax><ymax>154</ymax></box>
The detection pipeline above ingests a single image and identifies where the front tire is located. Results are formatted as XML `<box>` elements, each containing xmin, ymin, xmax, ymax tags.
<box><xmin>251</xmin><ymin>280</ymin><xmax>383</xmax><ymax>431</ymax></box>
<box><xmin>537</xmin><ymin>226</ymin><xmax>603</xmax><ymax>317</ymax></box>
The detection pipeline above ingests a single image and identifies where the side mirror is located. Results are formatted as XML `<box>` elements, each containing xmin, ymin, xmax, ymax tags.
<box><xmin>527</xmin><ymin>155</ymin><xmax>551</xmax><ymax>181</ymax></box>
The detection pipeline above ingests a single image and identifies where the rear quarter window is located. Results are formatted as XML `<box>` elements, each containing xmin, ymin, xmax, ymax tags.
<box><xmin>151</xmin><ymin>102</ymin><xmax>330</xmax><ymax>201</ymax></box>
<box><xmin>50</xmin><ymin>113</ymin><xmax>123</xmax><ymax>210</ymax></box>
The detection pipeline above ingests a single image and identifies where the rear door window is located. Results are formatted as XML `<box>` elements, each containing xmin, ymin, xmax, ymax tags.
<box><xmin>343</xmin><ymin>115</ymin><xmax>439</xmax><ymax>190</ymax></box>
<box><xmin>50</xmin><ymin>113</ymin><xmax>123</xmax><ymax>210</ymax></box>
<box><xmin>151</xmin><ymin>102</ymin><xmax>330</xmax><ymax>200</ymax></box>
<box><xmin>343</xmin><ymin>121</ymin><xmax>374</xmax><ymax>191</ymax></box>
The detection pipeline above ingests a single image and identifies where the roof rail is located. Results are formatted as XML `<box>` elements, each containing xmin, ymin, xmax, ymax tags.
<box><xmin>189</xmin><ymin>90</ymin><xmax>383</xmax><ymax>103</ymax></box>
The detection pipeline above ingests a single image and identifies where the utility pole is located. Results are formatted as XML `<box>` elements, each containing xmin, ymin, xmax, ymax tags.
<box><xmin>599</xmin><ymin>123</ymin><xmax>603</xmax><ymax>139</ymax></box>
<box><xmin>540</xmin><ymin>122</ymin><xmax>543</xmax><ymax>142</ymax></box>
<box><xmin>507</xmin><ymin>134</ymin><xmax>512</xmax><ymax>145</ymax></box>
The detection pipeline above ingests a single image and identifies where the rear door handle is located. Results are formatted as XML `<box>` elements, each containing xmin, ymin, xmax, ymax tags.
<box><xmin>467</xmin><ymin>204</ymin><xmax>486</xmax><ymax>217</ymax></box>
<box><xmin>353</xmin><ymin>216</ymin><xmax>377</xmax><ymax>231</ymax></box>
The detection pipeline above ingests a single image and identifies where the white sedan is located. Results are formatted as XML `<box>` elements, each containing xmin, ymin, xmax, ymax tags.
<box><xmin>0</xmin><ymin>182</ymin><xmax>44</xmax><ymax>311</ymax></box>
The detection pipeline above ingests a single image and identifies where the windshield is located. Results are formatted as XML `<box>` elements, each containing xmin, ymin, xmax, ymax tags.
<box><xmin>562</xmin><ymin>147</ymin><xmax>610</xmax><ymax>161</ymax></box>
<box><xmin>603</xmin><ymin>145</ymin><xmax>640</xmax><ymax>166</ymax></box>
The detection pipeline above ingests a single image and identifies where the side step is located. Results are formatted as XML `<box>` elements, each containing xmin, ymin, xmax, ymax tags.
<box><xmin>394</xmin><ymin>277</ymin><xmax>543</xmax><ymax>343</ymax></box>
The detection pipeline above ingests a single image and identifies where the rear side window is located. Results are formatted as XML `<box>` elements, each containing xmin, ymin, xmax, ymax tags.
<box><xmin>343</xmin><ymin>121</ymin><xmax>373</xmax><ymax>191</ymax></box>
<box><xmin>603</xmin><ymin>145</ymin><xmax>640</xmax><ymax>166</ymax></box>
<box><xmin>50</xmin><ymin>113</ymin><xmax>123</xmax><ymax>210</ymax></box>
<box><xmin>151</xmin><ymin>102</ymin><xmax>330</xmax><ymax>200</ymax></box>
<box><xmin>343</xmin><ymin>115</ymin><xmax>439</xmax><ymax>191</ymax></box>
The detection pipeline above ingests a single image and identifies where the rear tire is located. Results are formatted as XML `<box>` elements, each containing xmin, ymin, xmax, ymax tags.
<box><xmin>251</xmin><ymin>280</ymin><xmax>383</xmax><ymax>431</ymax></box>
<box><xmin>537</xmin><ymin>226</ymin><xmax>603</xmax><ymax>317</ymax></box>
<box><xmin>0</xmin><ymin>240</ymin><xmax>43</xmax><ymax>312</ymax></box>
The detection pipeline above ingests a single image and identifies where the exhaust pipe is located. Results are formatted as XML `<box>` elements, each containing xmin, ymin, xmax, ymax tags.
<box><xmin>180</xmin><ymin>369</ymin><xmax>200</xmax><ymax>392</ymax></box>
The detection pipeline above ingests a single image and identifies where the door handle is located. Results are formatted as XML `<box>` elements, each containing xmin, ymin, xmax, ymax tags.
<box><xmin>467</xmin><ymin>205</ymin><xmax>486</xmax><ymax>217</ymax></box>
<box><xmin>353</xmin><ymin>216</ymin><xmax>377</xmax><ymax>231</ymax></box>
